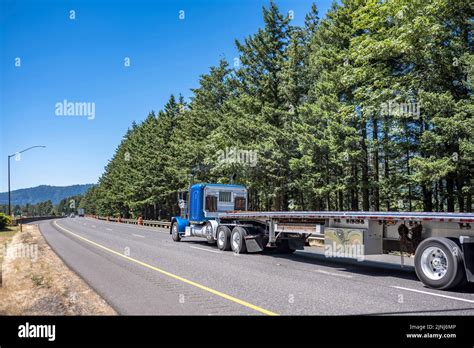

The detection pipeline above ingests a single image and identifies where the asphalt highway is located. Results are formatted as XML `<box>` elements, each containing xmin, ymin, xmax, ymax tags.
<box><xmin>35</xmin><ymin>217</ymin><xmax>474</xmax><ymax>315</ymax></box>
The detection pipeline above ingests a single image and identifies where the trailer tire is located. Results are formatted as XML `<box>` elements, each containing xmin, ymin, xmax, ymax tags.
<box><xmin>414</xmin><ymin>237</ymin><xmax>465</xmax><ymax>290</ymax></box>
<box><xmin>217</xmin><ymin>226</ymin><xmax>231</xmax><ymax>251</ymax></box>
<box><xmin>171</xmin><ymin>222</ymin><xmax>181</xmax><ymax>242</ymax></box>
<box><xmin>231</xmin><ymin>227</ymin><xmax>247</xmax><ymax>254</ymax></box>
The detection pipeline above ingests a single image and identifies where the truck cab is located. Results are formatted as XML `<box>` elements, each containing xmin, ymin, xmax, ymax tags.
<box><xmin>170</xmin><ymin>183</ymin><xmax>247</xmax><ymax>242</ymax></box>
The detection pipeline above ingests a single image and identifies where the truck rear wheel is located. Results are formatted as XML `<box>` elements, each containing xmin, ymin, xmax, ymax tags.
<box><xmin>231</xmin><ymin>227</ymin><xmax>247</xmax><ymax>254</ymax></box>
<box><xmin>414</xmin><ymin>237</ymin><xmax>465</xmax><ymax>290</ymax></box>
<box><xmin>171</xmin><ymin>222</ymin><xmax>181</xmax><ymax>242</ymax></box>
<box><xmin>217</xmin><ymin>226</ymin><xmax>231</xmax><ymax>251</ymax></box>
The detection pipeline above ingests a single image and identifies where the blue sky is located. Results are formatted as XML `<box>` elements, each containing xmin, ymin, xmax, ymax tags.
<box><xmin>0</xmin><ymin>0</ymin><xmax>332</xmax><ymax>192</ymax></box>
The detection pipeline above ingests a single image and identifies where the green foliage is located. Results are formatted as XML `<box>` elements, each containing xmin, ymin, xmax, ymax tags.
<box><xmin>85</xmin><ymin>0</ymin><xmax>473</xmax><ymax>217</ymax></box>
<box><xmin>0</xmin><ymin>195</ymin><xmax>84</xmax><ymax>217</ymax></box>
<box><xmin>0</xmin><ymin>200</ymin><xmax>55</xmax><ymax>217</ymax></box>
<box><xmin>0</xmin><ymin>213</ymin><xmax>12</xmax><ymax>229</ymax></box>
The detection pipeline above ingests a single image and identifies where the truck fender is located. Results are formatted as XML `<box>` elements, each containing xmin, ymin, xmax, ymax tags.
<box><xmin>207</xmin><ymin>220</ymin><xmax>219</xmax><ymax>240</ymax></box>
<box><xmin>170</xmin><ymin>217</ymin><xmax>189</xmax><ymax>234</ymax></box>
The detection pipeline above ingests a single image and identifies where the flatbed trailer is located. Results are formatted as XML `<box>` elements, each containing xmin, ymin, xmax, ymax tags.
<box><xmin>170</xmin><ymin>183</ymin><xmax>474</xmax><ymax>290</ymax></box>
<box><xmin>220</xmin><ymin>211</ymin><xmax>474</xmax><ymax>222</ymax></box>
<box><xmin>218</xmin><ymin>210</ymin><xmax>474</xmax><ymax>290</ymax></box>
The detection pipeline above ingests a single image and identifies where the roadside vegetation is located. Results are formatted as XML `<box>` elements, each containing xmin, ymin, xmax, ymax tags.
<box><xmin>0</xmin><ymin>222</ymin><xmax>19</xmax><ymax>290</ymax></box>
<box><xmin>0</xmin><ymin>224</ymin><xmax>19</xmax><ymax>256</ymax></box>
<box><xmin>0</xmin><ymin>224</ymin><xmax>116</xmax><ymax>315</ymax></box>
<box><xmin>0</xmin><ymin>213</ymin><xmax>13</xmax><ymax>230</ymax></box>
<box><xmin>0</xmin><ymin>194</ymin><xmax>84</xmax><ymax>217</ymax></box>
<box><xmin>80</xmin><ymin>0</ymin><xmax>472</xmax><ymax>219</ymax></box>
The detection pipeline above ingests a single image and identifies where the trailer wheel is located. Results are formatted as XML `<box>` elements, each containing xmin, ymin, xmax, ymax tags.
<box><xmin>231</xmin><ymin>227</ymin><xmax>247</xmax><ymax>254</ymax></box>
<box><xmin>414</xmin><ymin>237</ymin><xmax>465</xmax><ymax>290</ymax></box>
<box><xmin>171</xmin><ymin>222</ymin><xmax>181</xmax><ymax>242</ymax></box>
<box><xmin>217</xmin><ymin>226</ymin><xmax>231</xmax><ymax>251</ymax></box>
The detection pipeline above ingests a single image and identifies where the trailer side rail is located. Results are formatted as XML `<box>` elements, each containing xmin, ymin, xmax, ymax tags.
<box><xmin>220</xmin><ymin>211</ymin><xmax>474</xmax><ymax>223</ymax></box>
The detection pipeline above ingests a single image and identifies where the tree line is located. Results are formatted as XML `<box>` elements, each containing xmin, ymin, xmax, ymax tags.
<box><xmin>81</xmin><ymin>0</ymin><xmax>473</xmax><ymax>219</ymax></box>
<box><xmin>0</xmin><ymin>195</ymin><xmax>83</xmax><ymax>217</ymax></box>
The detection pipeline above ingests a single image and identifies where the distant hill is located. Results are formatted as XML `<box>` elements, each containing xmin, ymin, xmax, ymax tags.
<box><xmin>0</xmin><ymin>184</ymin><xmax>94</xmax><ymax>205</ymax></box>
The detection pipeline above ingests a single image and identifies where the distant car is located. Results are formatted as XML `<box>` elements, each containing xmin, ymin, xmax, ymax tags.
<box><xmin>69</xmin><ymin>213</ymin><xmax>76</xmax><ymax>218</ymax></box>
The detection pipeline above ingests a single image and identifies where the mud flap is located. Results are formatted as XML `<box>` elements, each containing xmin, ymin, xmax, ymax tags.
<box><xmin>244</xmin><ymin>235</ymin><xmax>264</xmax><ymax>253</ymax></box>
<box><xmin>460</xmin><ymin>236</ymin><xmax>474</xmax><ymax>283</ymax></box>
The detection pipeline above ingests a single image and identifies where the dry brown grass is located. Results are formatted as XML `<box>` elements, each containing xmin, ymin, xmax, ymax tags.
<box><xmin>0</xmin><ymin>224</ymin><xmax>116</xmax><ymax>315</ymax></box>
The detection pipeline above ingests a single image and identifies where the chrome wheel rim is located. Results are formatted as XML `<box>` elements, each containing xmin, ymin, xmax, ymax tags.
<box><xmin>232</xmin><ymin>231</ymin><xmax>241</xmax><ymax>251</ymax></box>
<box><xmin>218</xmin><ymin>230</ymin><xmax>225</xmax><ymax>246</ymax></box>
<box><xmin>420</xmin><ymin>246</ymin><xmax>448</xmax><ymax>280</ymax></box>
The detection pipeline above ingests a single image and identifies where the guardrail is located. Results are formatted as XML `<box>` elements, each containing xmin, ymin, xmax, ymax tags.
<box><xmin>86</xmin><ymin>215</ymin><xmax>171</xmax><ymax>229</ymax></box>
<box><xmin>83</xmin><ymin>215</ymin><xmax>330</xmax><ymax>240</ymax></box>
<box><xmin>13</xmin><ymin>216</ymin><xmax>65</xmax><ymax>225</ymax></box>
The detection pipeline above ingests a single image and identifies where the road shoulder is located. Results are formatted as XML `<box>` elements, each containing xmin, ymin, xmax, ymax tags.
<box><xmin>0</xmin><ymin>223</ymin><xmax>116</xmax><ymax>315</ymax></box>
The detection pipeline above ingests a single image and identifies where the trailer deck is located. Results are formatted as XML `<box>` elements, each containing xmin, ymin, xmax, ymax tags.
<box><xmin>220</xmin><ymin>211</ymin><xmax>474</xmax><ymax>223</ymax></box>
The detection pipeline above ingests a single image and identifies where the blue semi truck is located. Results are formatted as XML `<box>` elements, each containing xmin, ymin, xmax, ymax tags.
<box><xmin>170</xmin><ymin>183</ymin><xmax>474</xmax><ymax>290</ymax></box>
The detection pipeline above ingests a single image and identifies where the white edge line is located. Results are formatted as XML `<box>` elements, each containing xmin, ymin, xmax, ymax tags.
<box><xmin>391</xmin><ymin>286</ymin><xmax>474</xmax><ymax>304</ymax></box>
<box><xmin>190</xmin><ymin>246</ymin><xmax>222</xmax><ymax>254</ymax></box>
<box><xmin>132</xmin><ymin>234</ymin><xmax>145</xmax><ymax>238</ymax></box>
<box><xmin>315</xmin><ymin>269</ymin><xmax>353</xmax><ymax>278</ymax></box>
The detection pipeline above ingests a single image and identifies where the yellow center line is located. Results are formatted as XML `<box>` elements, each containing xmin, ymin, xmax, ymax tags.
<box><xmin>53</xmin><ymin>220</ymin><xmax>278</xmax><ymax>316</ymax></box>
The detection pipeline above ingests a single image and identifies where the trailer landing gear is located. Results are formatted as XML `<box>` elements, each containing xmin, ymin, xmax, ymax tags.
<box><xmin>275</xmin><ymin>240</ymin><xmax>296</xmax><ymax>254</ymax></box>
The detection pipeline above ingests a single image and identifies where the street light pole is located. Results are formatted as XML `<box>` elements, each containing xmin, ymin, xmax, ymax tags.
<box><xmin>7</xmin><ymin>145</ymin><xmax>46</xmax><ymax>217</ymax></box>
<box><xmin>8</xmin><ymin>156</ymin><xmax>11</xmax><ymax>216</ymax></box>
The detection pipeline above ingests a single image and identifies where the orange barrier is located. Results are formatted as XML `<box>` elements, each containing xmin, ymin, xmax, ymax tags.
<box><xmin>86</xmin><ymin>215</ymin><xmax>170</xmax><ymax>228</ymax></box>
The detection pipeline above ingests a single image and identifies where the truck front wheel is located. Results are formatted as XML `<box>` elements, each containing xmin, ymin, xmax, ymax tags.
<box><xmin>217</xmin><ymin>226</ymin><xmax>231</xmax><ymax>251</ymax></box>
<box><xmin>414</xmin><ymin>237</ymin><xmax>465</xmax><ymax>290</ymax></box>
<box><xmin>171</xmin><ymin>222</ymin><xmax>181</xmax><ymax>242</ymax></box>
<box><xmin>231</xmin><ymin>227</ymin><xmax>247</xmax><ymax>254</ymax></box>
